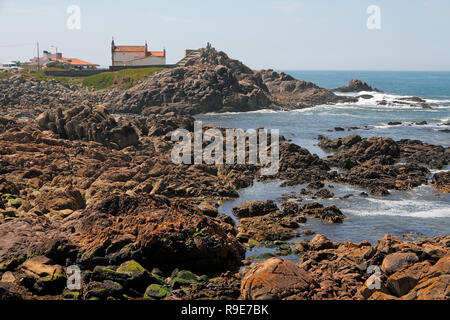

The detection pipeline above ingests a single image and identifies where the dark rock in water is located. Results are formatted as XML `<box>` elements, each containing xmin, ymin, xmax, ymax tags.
<box><xmin>399</xmin><ymin>97</ymin><xmax>426</xmax><ymax>103</ymax></box>
<box><xmin>431</xmin><ymin>171</ymin><xmax>450</xmax><ymax>194</ymax></box>
<box><xmin>439</xmin><ymin>129</ymin><xmax>450</xmax><ymax>133</ymax></box>
<box><xmin>281</xmin><ymin>201</ymin><xmax>300</xmax><ymax>216</ymax></box>
<box><xmin>334</xmin><ymin>127</ymin><xmax>345</xmax><ymax>132</ymax></box>
<box><xmin>313</xmin><ymin>188</ymin><xmax>335</xmax><ymax>199</ymax></box>
<box><xmin>371</xmin><ymin>186</ymin><xmax>390</xmax><ymax>196</ymax></box>
<box><xmin>307</xmin><ymin>181</ymin><xmax>325</xmax><ymax>190</ymax></box>
<box><xmin>415</xmin><ymin>121</ymin><xmax>428</xmax><ymax>125</ymax></box>
<box><xmin>232</xmin><ymin>200</ymin><xmax>278</xmax><ymax>219</ymax></box>
<box><xmin>319</xmin><ymin>135</ymin><xmax>434</xmax><ymax>192</ymax></box>
<box><xmin>36</xmin><ymin>105</ymin><xmax>139</xmax><ymax>150</ymax></box>
<box><xmin>358</xmin><ymin>94</ymin><xmax>374</xmax><ymax>99</ymax></box>
<box><xmin>397</xmin><ymin>139</ymin><xmax>449</xmax><ymax>170</ymax></box>
<box><xmin>388</xmin><ymin>122</ymin><xmax>402</xmax><ymax>126</ymax></box>
<box><xmin>420</xmin><ymin>103</ymin><xmax>432</xmax><ymax>109</ymax></box>
<box><xmin>300</xmin><ymin>202</ymin><xmax>346</xmax><ymax>224</ymax></box>
<box><xmin>334</xmin><ymin>79</ymin><xmax>380</xmax><ymax>93</ymax></box>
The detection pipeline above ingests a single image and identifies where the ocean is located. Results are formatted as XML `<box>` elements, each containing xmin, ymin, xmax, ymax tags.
<box><xmin>195</xmin><ymin>71</ymin><xmax>450</xmax><ymax>258</ymax></box>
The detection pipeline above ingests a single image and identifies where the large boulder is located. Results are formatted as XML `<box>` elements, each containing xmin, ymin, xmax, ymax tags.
<box><xmin>240</xmin><ymin>258</ymin><xmax>313</xmax><ymax>300</ymax></box>
<box><xmin>381</xmin><ymin>252</ymin><xmax>420</xmax><ymax>275</ymax></box>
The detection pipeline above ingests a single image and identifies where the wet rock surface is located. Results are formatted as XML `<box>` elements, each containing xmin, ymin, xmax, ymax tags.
<box><xmin>240</xmin><ymin>234</ymin><xmax>450</xmax><ymax>300</ymax></box>
<box><xmin>317</xmin><ymin>135</ymin><xmax>448</xmax><ymax>194</ymax></box>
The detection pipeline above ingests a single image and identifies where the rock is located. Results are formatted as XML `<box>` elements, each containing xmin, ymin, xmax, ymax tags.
<box><xmin>381</xmin><ymin>252</ymin><xmax>420</xmax><ymax>274</ymax></box>
<box><xmin>1</xmin><ymin>271</ymin><xmax>16</xmax><ymax>283</ymax></box>
<box><xmin>144</xmin><ymin>284</ymin><xmax>170</xmax><ymax>300</ymax></box>
<box><xmin>280</xmin><ymin>201</ymin><xmax>300</xmax><ymax>216</ymax></box>
<box><xmin>300</xmin><ymin>203</ymin><xmax>346</xmax><ymax>223</ymax></box>
<box><xmin>387</xmin><ymin>261</ymin><xmax>431</xmax><ymax>297</ymax></box>
<box><xmin>368</xmin><ymin>291</ymin><xmax>398</xmax><ymax>300</ymax></box>
<box><xmin>398</xmin><ymin>139</ymin><xmax>449</xmax><ymax>170</ymax></box>
<box><xmin>19</xmin><ymin>256</ymin><xmax>66</xmax><ymax>295</ymax></box>
<box><xmin>37</xmin><ymin>105</ymin><xmax>139</xmax><ymax>149</ymax></box>
<box><xmin>170</xmin><ymin>270</ymin><xmax>204</xmax><ymax>289</ymax></box>
<box><xmin>240</xmin><ymin>258</ymin><xmax>313</xmax><ymax>300</ymax></box>
<box><xmin>85</xmin><ymin>280</ymin><xmax>124</xmax><ymax>300</ymax></box>
<box><xmin>314</xmin><ymin>188</ymin><xmax>334</xmax><ymax>199</ymax></box>
<box><xmin>0</xmin><ymin>282</ymin><xmax>21</xmax><ymax>300</ymax></box>
<box><xmin>232</xmin><ymin>200</ymin><xmax>278</xmax><ymax>219</ymax></box>
<box><xmin>238</xmin><ymin>210</ymin><xmax>300</xmax><ymax>242</ymax></box>
<box><xmin>371</xmin><ymin>186</ymin><xmax>390</xmax><ymax>196</ymax></box>
<box><xmin>307</xmin><ymin>181</ymin><xmax>324</xmax><ymax>189</ymax></box>
<box><xmin>431</xmin><ymin>171</ymin><xmax>450</xmax><ymax>194</ymax></box>
<box><xmin>91</xmin><ymin>266</ymin><xmax>130</xmax><ymax>284</ymax></box>
<box><xmin>334</xmin><ymin>79</ymin><xmax>379</xmax><ymax>93</ymax></box>
<box><xmin>76</xmin><ymin>194</ymin><xmax>246</xmax><ymax>273</ymax></box>
<box><xmin>401</xmin><ymin>275</ymin><xmax>450</xmax><ymax>300</ymax></box>
<box><xmin>310</xmin><ymin>234</ymin><xmax>335</xmax><ymax>251</ymax></box>
<box><xmin>197</xmin><ymin>202</ymin><xmax>218</xmax><ymax>218</ymax></box>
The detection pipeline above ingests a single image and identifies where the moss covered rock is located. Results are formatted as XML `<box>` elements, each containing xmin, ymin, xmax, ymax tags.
<box><xmin>170</xmin><ymin>270</ymin><xmax>202</xmax><ymax>289</ymax></box>
<box><xmin>85</xmin><ymin>280</ymin><xmax>124</xmax><ymax>300</ymax></box>
<box><xmin>144</xmin><ymin>284</ymin><xmax>170</xmax><ymax>300</ymax></box>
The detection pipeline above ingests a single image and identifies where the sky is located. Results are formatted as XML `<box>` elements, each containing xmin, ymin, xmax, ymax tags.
<box><xmin>0</xmin><ymin>0</ymin><xmax>449</xmax><ymax>70</ymax></box>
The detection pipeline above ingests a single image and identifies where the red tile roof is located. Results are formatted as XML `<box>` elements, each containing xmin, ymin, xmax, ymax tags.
<box><xmin>52</xmin><ymin>57</ymin><xmax>99</xmax><ymax>66</ymax></box>
<box><xmin>149</xmin><ymin>51</ymin><xmax>165</xmax><ymax>57</ymax></box>
<box><xmin>112</xmin><ymin>46</ymin><xmax>146</xmax><ymax>53</ymax></box>
<box><xmin>113</xmin><ymin>45</ymin><xmax>165</xmax><ymax>57</ymax></box>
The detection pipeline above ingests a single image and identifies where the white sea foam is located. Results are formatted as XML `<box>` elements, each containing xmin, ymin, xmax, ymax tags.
<box><xmin>336</xmin><ymin>91</ymin><xmax>450</xmax><ymax>110</ymax></box>
<box><xmin>345</xmin><ymin>197</ymin><xmax>450</xmax><ymax>218</ymax></box>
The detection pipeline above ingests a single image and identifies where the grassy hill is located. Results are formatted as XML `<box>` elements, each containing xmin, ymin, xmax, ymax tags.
<box><xmin>0</xmin><ymin>67</ymin><xmax>164</xmax><ymax>89</ymax></box>
<box><xmin>81</xmin><ymin>67</ymin><xmax>163</xmax><ymax>89</ymax></box>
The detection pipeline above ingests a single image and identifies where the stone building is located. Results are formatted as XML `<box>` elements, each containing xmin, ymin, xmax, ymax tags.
<box><xmin>111</xmin><ymin>39</ymin><xmax>166</xmax><ymax>67</ymax></box>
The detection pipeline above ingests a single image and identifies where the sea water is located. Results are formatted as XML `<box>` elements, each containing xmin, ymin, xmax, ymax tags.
<box><xmin>195</xmin><ymin>71</ymin><xmax>450</xmax><ymax>252</ymax></box>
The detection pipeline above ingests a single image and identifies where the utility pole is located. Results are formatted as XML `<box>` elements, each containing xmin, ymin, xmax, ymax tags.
<box><xmin>37</xmin><ymin>42</ymin><xmax>40</xmax><ymax>71</ymax></box>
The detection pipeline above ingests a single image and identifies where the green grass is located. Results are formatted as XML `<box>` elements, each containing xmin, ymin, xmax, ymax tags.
<box><xmin>82</xmin><ymin>67</ymin><xmax>163</xmax><ymax>89</ymax></box>
<box><xmin>0</xmin><ymin>67</ymin><xmax>164</xmax><ymax>90</ymax></box>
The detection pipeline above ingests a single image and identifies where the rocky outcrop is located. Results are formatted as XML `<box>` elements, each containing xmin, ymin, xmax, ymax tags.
<box><xmin>257</xmin><ymin>69</ymin><xmax>355</xmax><ymax>109</ymax></box>
<box><xmin>397</xmin><ymin>139</ymin><xmax>449</xmax><ymax>170</ymax></box>
<box><xmin>334</xmin><ymin>79</ymin><xmax>379</xmax><ymax>92</ymax></box>
<box><xmin>107</xmin><ymin>46</ymin><xmax>353</xmax><ymax>115</ymax></box>
<box><xmin>36</xmin><ymin>105</ymin><xmax>139</xmax><ymax>149</ymax></box>
<box><xmin>318</xmin><ymin>135</ymin><xmax>432</xmax><ymax>194</ymax></box>
<box><xmin>108</xmin><ymin>47</ymin><xmax>272</xmax><ymax>115</ymax></box>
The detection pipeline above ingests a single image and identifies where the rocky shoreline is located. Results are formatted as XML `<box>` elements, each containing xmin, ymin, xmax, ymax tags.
<box><xmin>0</xmin><ymin>47</ymin><xmax>448</xmax><ymax>300</ymax></box>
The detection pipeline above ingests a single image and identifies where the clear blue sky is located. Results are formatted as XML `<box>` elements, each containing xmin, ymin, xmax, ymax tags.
<box><xmin>1</xmin><ymin>0</ymin><xmax>449</xmax><ymax>70</ymax></box>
